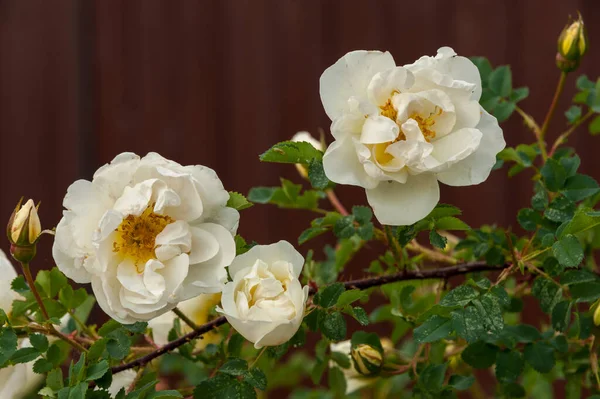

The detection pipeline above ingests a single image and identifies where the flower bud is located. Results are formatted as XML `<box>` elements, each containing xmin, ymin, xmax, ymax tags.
<box><xmin>556</xmin><ymin>14</ymin><xmax>588</xmax><ymax>72</ymax></box>
<box><xmin>594</xmin><ymin>302</ymin><xmax>600</xmax><ymax>326</ymax></box>
<box><xmin>8</xmin><ymin>199</ymin><xmax>41</xmax><ymax>246</ymax></box>
<box><xmin>291</xmin><ymin>131</ymin><xmax>324</xmax><ymax>179</ymax></box>
<box><xmin>351</xmin><ymin>344</ymin><xmax>383</xmax><ymax>376</ymax></box>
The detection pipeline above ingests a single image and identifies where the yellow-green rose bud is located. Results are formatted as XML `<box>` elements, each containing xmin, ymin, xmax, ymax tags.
<box><xmin>351</xmin><ymin>344</ymin><xmax>383</xmax><ymax>376</ymax></box>
<box><xmin>7</xmin><ymin>198</ymin><xmax>42</xmax><ymax>263</ymax></box>
<box><xmin>556</xmin><ymin>14</ymin><xmax>588</xmax><ymax>72</ymax></box>
<box><xmin>594</xmin><ymin>302</ymin><xmax>600</xmax><ymax>326</ymax></box>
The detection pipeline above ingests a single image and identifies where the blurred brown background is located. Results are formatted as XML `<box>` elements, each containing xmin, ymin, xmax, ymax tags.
<box><xmin>0</xmin><ymin>0</ymin><xmax>598</xmax><ymax>397</ymax></box>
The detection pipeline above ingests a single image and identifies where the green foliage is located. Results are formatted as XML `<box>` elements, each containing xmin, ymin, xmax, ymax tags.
<box><xmin>227</xmin><ymin>192</ymin><xmax>253</xmax><ymax>211</ymax></box>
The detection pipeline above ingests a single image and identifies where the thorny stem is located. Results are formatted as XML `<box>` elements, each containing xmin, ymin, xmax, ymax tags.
<box><xmin>172</xmin><ymin>307</ymin><xmax>199</xmax><ymax>330</ymax></box>
<box><xmin>326</xmin><ymin>189</ymin><xmax>349</xmax><ymax>216</ymax></box>
<box><xmin>384</xmin><ymin>225</ymin><xmax>402</xmax><ymax>264</ymax></box>
<box><xmin>21</xmin><ymin>262</ymin><xmax>88</xmax><ymax>353</ymax></box>
<box><xmin>539</xmin><ymin>71</ymin><xmax>568</xmax><ymax>160</ymax></box>
<box><xmin>549</xmin><ymin>110</ymin><xmax>595</xmax><ymax>156</ymax></box>
<box><xmin>111</xmin><ymin>261</ymin><xmax>508</xmax><ymax>375</ymax></box>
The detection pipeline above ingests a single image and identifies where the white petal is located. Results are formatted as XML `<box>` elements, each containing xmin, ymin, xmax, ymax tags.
<box><xmin>436</xmin><ymin>108</ymin><xmax>505</xmax><ymax>186</ymax></box>
<box><xmin>155</xmin><ymin>221</ymin><xmax>192</xmax><ymax>262</ymax></box>
<box><xmin>208</xmin><ymin>207</ymin><xmax>239</xmax><ymax>236</ymax></box>
<box><xmin>320</xmin><ymin>50</ymin><xmax>396</xmax><ymax>120</ymax></box>
<box><xmin>366</xmin><ymin>174</ymin><xmax>440</xmax><ymax>226</ymax></box>
<box><xmin>430</xmin><ymin>128</ymin><xmax>483</xmax><ymax>169</ymax></box>
<box><xmin>188</xmin><ymin>226</ymin><xmax>220</xmax><ymax>264</ymax></box>
<box><xmin>0</xmin><ymin>250</ymin><xmax>18</xmax><ymax>310</ymax></box>
<box><xmin>228</xmin><ymin>241</ymin><xmax>304</xmax><ymax>279</ymax></box>
<box><xmin>108</xmin><ymin>370</ymin><xmax>137</xmax><ymax>397</ymax></box>
<box><xmin>367</xmin><ymin>66</ymin><xmax>414</xmax><ymax>105</ymax></box>
<box><xmin>53</xmin><ymin>216</ymin><xmax>92</xmax><ymax>284</ymax></box>
<box><xmin>323</xmin><ymin>137</ymin><xmax>378</xmax><ymax>189</ymax></box>
<box><xmin>330</xmin><ymin>112</ymin><xmax>364</xmax><ymax>140</ymax></box>
<box><xmin>360</xmin><ymin>116</ymin><xmax>399</xmax><ymax>144</ymax></box>
<box><xmin>92</xmin><ymin>152</ymin><xmax>140</xmax><ymax>201</ymax></box>
<box><xmin>161</xmin><ymin>254</ymin><xmax>190</xmax><ymax>302</ymax></box>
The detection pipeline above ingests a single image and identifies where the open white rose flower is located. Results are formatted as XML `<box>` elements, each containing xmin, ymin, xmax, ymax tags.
<box><xmin>320</xmin><ymin>47</ymin><xmax>505</xmax><ymax>225</ymax></box>
<box><xmin>53</xmin><ymin>152</ymin><xmax>238</xmax><ymax>323</ymax></box>
<box><xmin>0</xmin><ymin>250</ymin><xmax>44</xmax><ymax>399</ymax></box>
<box><xmin>217</xmin><ymin>241</ymin><xmax>309</xmax><ymax>348</ymax></box>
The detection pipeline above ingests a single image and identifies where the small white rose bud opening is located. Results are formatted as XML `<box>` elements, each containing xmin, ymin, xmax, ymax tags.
<box><xmin>9</xmin><ymin>199</ymin><xmax>41</xmax><ymax>245</ymax></box>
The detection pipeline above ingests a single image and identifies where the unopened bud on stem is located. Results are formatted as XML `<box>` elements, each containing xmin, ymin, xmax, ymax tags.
<box><xmin>7</xmin><ymin>198</ymin><xmax>42</xmax><ymax>263</ymax></box>
<box><xmin>351</xmin><ymin>344</ymin><xmax>383</xmax><ymax>376</ymax></box>
<box><xmin>556</xmin><ymin>13</ymin><xmax>588</xmax><ymax>72</ymax></box>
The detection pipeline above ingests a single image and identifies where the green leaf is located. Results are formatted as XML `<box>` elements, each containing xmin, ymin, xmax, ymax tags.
<box><xmin>227</xmin><ymin>192</ymin><xmax>253</xmax><ymax>211</ymax></box>
<box><xmin>551</xmin><ymin>301</ymin><xmax>572</xmax><ymax>332</ymax></box>
<box><xmin>321</xmin><ymin>312</ymin><xmax>346</xmax><ymax>342</ymax></box>
<box><xmin>331</xmin><ymin>351</ymin><xmax>351</xmax><ymax>368</ymax></box>
<box><xmin>552</xmin><ymin>234</ymin><xmax>584</xmax><ymax>267</ymax></box>
<box><xmin>259</xmin><ymin>141</ymin><xmax>323</xmax><ymax>164</ymax></box>
<box><xmin>419</xmin><ymin>363</ymin><xmax>447</xmax><ymax>393</ymax></box>
<box><xmin>472</xmin><ymin>294</ymin><xmax>504</xmax><ymax>334</ymax></box>
<box><xmin>559</xmin><ymin>207</ymin><xmax>600</xmax><ymax>237</ymax></box>
<box><xmin>11</xmin><ymin>276</ymin><xmax>29</xmax><ymax>293</ymax></box>
<box><xmin>524</xmin><ymin>342</ymin><xmax>555</xmax><ymax>373</ymax></box>
<box><xmin>426</xmin><ymin>204</ymin><xmax>462</xmax><ymax>219</ymax></box>
<box><xmin>315</xmin><ymin>283</ymin><xmax>345</xmax><ymax>308</ymax></box>
<box><xmin>194</xmin><ymin>374</ymin><xmax>256</xmax><ymax>399</ymax></box>
<box><xmin>489</xmin><ymin>65</ymin><xmax>512</xmax><ymax>97</ymax></box>
<box><xmin>36</xmin><ymin>268</ymin><xmax>67</xmax><ymax>298</ymax></box>
<box><xmin>247</xmin><ymin>187</ymin><xmax>276</xmax><ymax>204</ymax></box>
<box><xmin>147</xmin><ymin>391</ymin><xmax>184</xmax><ymax>399</ymax></box>
<box><xmin>503</xmin><ymin>324</ymin><xmax>542</xmax><ymax>343</ymax></box>
<box><xmin>336</xmin><ymin>290</ymin><xmax>367</xmax><ymax>308</ymax></box>
<box><xmin>69</xmin><ymin>353</ymin><xmax>86</xmax><ymax>385</ymax></box>
<box><xmin>429</xmin><ymin>230</ymin><xmax>447</xmax><ymax>249</ymax></box>
<box><xmin>565</xmin><ymin>105</ymin><xmax>582</xmax><ymax>123</ymax></box>
<box><xmin>561</xmin><ymin>270</ymin><xmax>598</xmax><ymax>285</ymax></box>
<box><xmin>496</xmin><ymin>350</ymin><xmax>524</xmax><ymax>383</ymax></box>
<box><xmin>517</xmin><ymin>208</ymin><xmax>543</xmax><ymax>231</ymax></box>
<box><xmin>333</xmin><ymin>216</ymin><xmax>355</xmax><ymax>239</ymax></box>
<box><xmin>510</xmin><ymin>87</ymin><xmax>529</xmax><ymax>102</ymax></box>
<box><xmin>570</xmin><ymin>281</ymin><xmax>600</xmax><ymax>302</ymax></box>
<box><xmin>308</xmin><ymin>159</ymin><xmax>330</xmax><ymax>189</ymax></box>
<box><xmin>47</xmin><ymin>368</ymin><xmax>64</xmax><ymax>391</ymax></box>
<box><xmin>352</xmin><ymin>206</ymin><xmax>373</xmax><ymax>224</ymax></box>
<box><xmin>219</xmin><ymin>358</ymin><xmax>249</xmax><ymax>376</ymax></box>
<box><xmin>452</xmin><ymin>306</ymin><xmax>485</xmax><ymax>343</ymax></box>
<box><xmin>349</xmin><ymin>307</ymin><xmax>369</xmax><ymax>326</ymax></box>
<box><xmin>440</xmin><ymin>285</ymin><xmax>479</xmax><ymax>307</ymax></box>
<box><xmin>562</xmin><ymin>174</ymin><xmax>600</xmax><ymax>201</ymax></box>
<box><xmin>328</xmin><ymin>366</ymin><xmax>347</xmax><ymax>398</ymax></box>
<box><xmin>33</xmin><ymin>358</ymin><xmax>53</xmax><ymax>374</ymax></box>
<box><xmin>29</xmin><ymin>333</ymin><xmax>49</xmax><ymax>352</ymax></box>
<box><xmin>494</xmin><ymin>101</ymin><xmax>516</xmax><ymax>122</ymax></box>
<box><xmin>435</xmin><ymin>216</ymin><xmax>470</xmax><ymax>231</ymax></box>
<box><xmin>462</xmin><ymin>341</ymin><xmax>498</xmax><ymax>369</ymax></box>
<box><xmin>541</xmin><ymin>158</ymin><xmax>567</xmax><ymax>192</ymax></box>
<box><xmin>532</xmin><ymin>278</ymin><xmax>562</xmax><ymax>313</ymax></box>
<box><xmin>448</xmin><ymin>374</ymin><xmax>475</xmax><ymax>390</ymax></box>
<box><xmin>244</xmin><ymin>368</ymin><xmax>267</xmax><ymax>391</ymax></box>
<box><xmin>58</xmin><ymin>285</ymin><xmax>87</xmax><ymax>310</ymax></box>
<box><xmin>11</xmin><ymin>347</ymin><xmax>40</xmax><ymax>364</ymax></box>
<box><xmin>86</xmin><ymin>360</ymin><xmax>109</xmax><ymax>381</ymax></box>
<box><xmin>414</xmin><ymin>315</ymin><xmax>453</xmax><ymax>343</ymax></box>
<box><xmin>589</xmin><ymin>115</ymin><xmax>600</xmax><ymax>135</ymax></box>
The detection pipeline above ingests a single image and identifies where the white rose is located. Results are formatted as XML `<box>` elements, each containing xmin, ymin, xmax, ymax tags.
<box><xmin>107</xmin><ymin>369</ymin><xmax>137</xmax><ymax>397</ymax></box>
<box><xmin>217</xmin><ymin>241</ymin><xmax>309</xmax><ymax>348</ymax></box>
<box><xmin>53</xmin><ymin>152</ymin><xmax>238</xmax><ymax>323</ymax></box>
<box><xmin>149</xmin><ymin>294</ymin><xmax>222</xmax><ymax>347</ymax></box>
<box><xmin>0</xmin><ymin>250</ymin><xmax>44</xmax><ymax>399</ymax></box>
<box><xmin>320</xmin><ymin>47</ymin><xmax>505</xmax><ymax>225</ymax></box>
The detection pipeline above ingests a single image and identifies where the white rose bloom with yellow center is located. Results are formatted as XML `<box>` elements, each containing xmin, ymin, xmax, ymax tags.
<box><xmin>53</xmin><ymin>152</ymin><xmax>238</xmax><ymax>323</ymax></box>
<box><xmin>320</xmin><ymin>47</ymin><xmax>505</xmax><ymax>225</ymax></box>
<box><xmin>217</xmin><ymin>241</ymin><xmax>309</xmax><ymax>348</ymax></box>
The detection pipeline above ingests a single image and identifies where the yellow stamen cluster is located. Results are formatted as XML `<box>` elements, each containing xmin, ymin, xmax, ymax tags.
<box><xmin>113</xmin><ymin>205</ymin><xmax>173</xmax><ymax>272</ymax></box>
<box><xmin>410</xmin><ymin>107</ymin><xmax>441</xmax><ymax>141</ymax></box>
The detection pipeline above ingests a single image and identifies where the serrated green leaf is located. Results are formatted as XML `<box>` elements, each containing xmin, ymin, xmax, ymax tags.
<box><xmin>541</xmin><ymin>158</ymin><xmax>567</xmax><ymax>192</ymax></box>
<box><xmin>308</xmin><ymin>159</ymin><xmax>330</xmax><ymax>189</ymax></box>
<box><xmin>259</xmin><ymin>141</ymin><xmax>323</xmax><ymax>164</ymax></box>
<box><xmin>219</xmin><ymin>358</ymin><xmax>248</xmax><ymax>376</ymax></box>
<box><xmin>429</xmin><ymin>230</ymin><xmax>447</xmax><ymax>249</ymax></box>
<box><xmin>86</xmin><ymin>360</ymin><xmax>109</xmax><ymax>381</ymax></box>
<box><xmin>551</xmin><ymin>301</ymin><xmax>572</xmax><ymax>332</ymax></box>
<box><xmin>227</xmin><ymin>192</ymin><xmax>253</xmax><ymax>211</ymax></box>
<box><xmin>36</xmin><ymin>268</ymin><xmax>67</xmax><ymax>299</ymax></box>
<box><xmin>489</xmin><ymin>65</ymin><xmax>512</xmax><ymax>97</ymax></box>
<box><xmin>11</xmin><ymin>347</ymin><xmax>40</xmax><ymax>364</ymax></box>
<box><xmin>316</xmin><ymin>283</ymin><xmax>345</xmax><ymax>308</ymax></box>
<box><xmin>440</xmin><ymin>285</ymin><xmax>479</xmax><ymax>307</ymax></box>
<box><xmin>462</xmin><ymin>341</ymin><xmax>498</xmax><ymax>369</ymax></box>
<box><xmin>336</xmin><ymin>290</ymin><xmax>367</xmax><ymax>308</ymax></box>
<box><xmin>29</xmin><ymin>333</ymin><xmax>49</xmax><ymax>352</ymax></box>
<box><xmin>562</xmin><ymin>174</ymin><xmax>600</xmax><ymax>201</ymax></box>
<box><xmin>589</xmin><ymin>115</ymin><xmax>600</xmax><ymax>135</ymax></box>
<box><xmin>565</xmin><ymin>105</ymin><xmax>582</xmax><ymax>123</ymax></box>
<box><xmin>552</xmin><ymin>234</ymin><xmax>584</xmax><ymax>267</ymax></box>
<box><xmin>321</xmin><ymin>312</ymin><xmax>346</xmax><ymax>341</ymax></box>
<box><xmin>414</xmin><ymin>315</ymin><xmax>453</xmax><ymax>343</ymax></box>
<box><xmin>524</xmin><ymin>342</ymin><xmax>555</xmax><ymax>373</ymax></box>
<box><xmin>452</xmin><ymin>306</ymin><xmax>485</xmax><ymax>343</ymax></box>
<box><xmin>244</xmin><ymin>368</ymin><xmax>267</xmax><ymax>391</ymax></box>
<box><xmin>435</xmin><ymin>216</ymin><xmax>470</xmax><ymax>231</ymax></box>
<box><xmin>496</xmin><ymin>350</ymin><xmax>524</xmax><ymax>383</ymax></box>
<box><xmin>33</xmin><ymin>358</ymin><xmax>53</xmax><ymax>374</ymax></box>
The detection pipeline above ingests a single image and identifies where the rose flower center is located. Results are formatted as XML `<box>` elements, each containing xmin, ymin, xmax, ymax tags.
<box><xmin>374</xmin><ymin>100</ymin><xmax>443</xmax><ymax>165</ymax></box>
<box><xmin>113</xmin><ymin>204</ymin><xmax>173</xmax><ymax>271</ymax></box>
